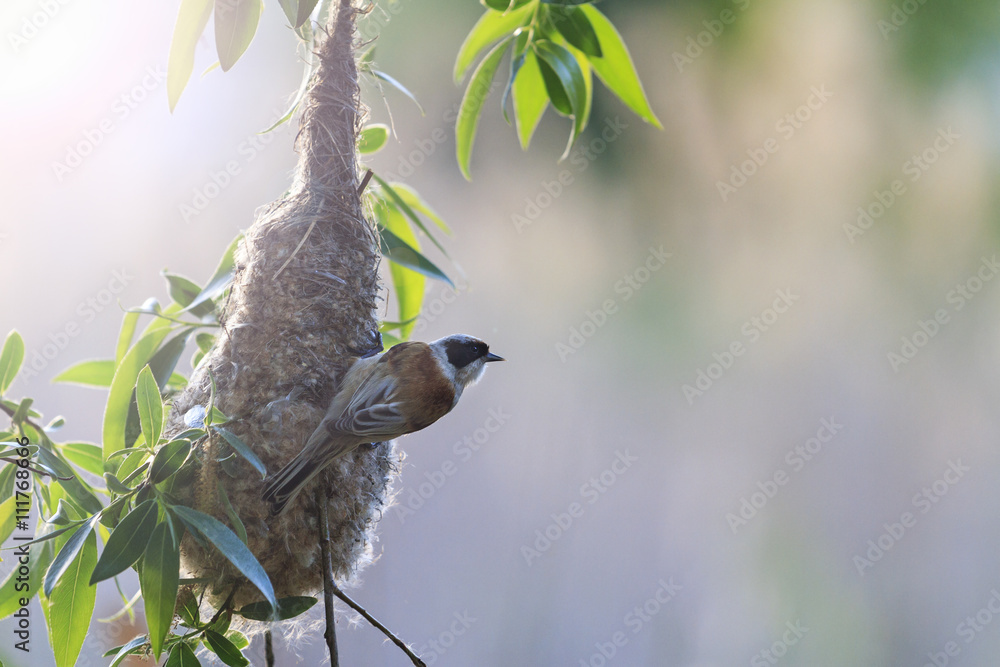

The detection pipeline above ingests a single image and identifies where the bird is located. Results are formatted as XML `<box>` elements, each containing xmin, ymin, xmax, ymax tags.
<box><xmin>262</xmin><ymin>334</ymin><xmax>503</xmax><ymax>514</ymax></box>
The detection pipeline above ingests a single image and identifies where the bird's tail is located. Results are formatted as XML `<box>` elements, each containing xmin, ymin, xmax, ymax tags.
<box><xmin>262</xmin><ymin>436</ymin><xmax>359</xmax><ymax>515</ymax></box>
<box><xmin>262</xmin><ymin>453</ymin><xmax>321</xmax><ymax>516</ymax></box>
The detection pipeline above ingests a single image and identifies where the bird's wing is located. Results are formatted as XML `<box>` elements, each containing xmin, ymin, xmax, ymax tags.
<box><xmin>332</xmin><ymin>372</ymin><xmax>409</xmax><ymax>438</ymax></box>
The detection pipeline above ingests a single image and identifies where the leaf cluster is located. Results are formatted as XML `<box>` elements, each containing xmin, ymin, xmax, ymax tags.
<box><xmin>0</xmin><ymin>245</ymin><xmax>316</xmax><ymax>667</ymax></box>
<box><xmin>454</xmin><ymin>0</ymin><xmax>662</xmax><ymax>177</ymax></box>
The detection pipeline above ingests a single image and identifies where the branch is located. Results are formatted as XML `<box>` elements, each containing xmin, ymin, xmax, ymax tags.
<box><xmin>329</xmin><ymin>580</ymin><xmax>426</xmax><ymax>666</ymax></box>
<box><xmin>317</xmin><ymin>488</ymin><xmax>340</xmax><ymax>667</ymax></box>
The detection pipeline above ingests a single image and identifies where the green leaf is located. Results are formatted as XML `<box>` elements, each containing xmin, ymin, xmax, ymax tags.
<box><xmin>136</xmin><ymin>366</ymin><xmax>164</xmax><ymax>449</ymax></box>
<box><xmin>142</xmin><ymin>520</ymin><xmax>180</xmax><ymax>659</ymax></box>
<box><xmin>387</xmin><ymin>182</ymin><xmax>451</xmax><ymax>234</ymax></box>
<box><xmin>512</xmin><ymin>49</ymin><xmax>549</xmax><ymax>149</ymax></box>
<box><xmin>457</xmin><ymin>36</ymin><xmax>513</xmax><ymax>179</ymax></box>
<box><xmin>277</xmin><ymin>0</ymin><xmax>297</xmax><ymax>26</ymax></box>
<box><xmin>43</xmin><ymin>530</ymin><xmax>97</xmax><ymax>667</ymax></box>
<box><xmin>0</xmin><ymin>330</ymin><xmax>24</xmax><ymax>394</ymax></box>
<box><xmin>148</xmin><ymin>331</ymin><xmax>193</xmax><ymax>388</ymax></box>
<box><xmin>104</xmin><ymin>472</ymin><xmax>132</xmax><ymax>496</ymax></box>
<box><xmin>215</xmin><ymin>0</ymin><xmax>263</xmax><ymax>72</ymax></box>
<box><xmin>103</xmin><ymin>327</ymin><xmax>172</xmax><ymax>461</ymax></box>
<box><xmin>372</xmin><ymin>70</ymin><xmax>425</xmax><ymax>115</ymax></box>
<box><xmin>105</xmin><ymin>636</ymin><xmax>149</xmax><ymax>667</ymax></box>
<box><xmin>150</xmin><ymin>439</ymin><xmax>193</xmax><ymax>484</ymax></box>
<box><xmin>44</xmin><ymin>515</ymin><xmax>99</xmax><ymax>597</ymax></box>
<box><xmin>549</xmin><ymin>5</ymin><xmax>602</xmax><ymax>56</ymax></box>
<box><xmin>534</xmin><ymin>40</ymin><xmax>587</xmax><ymax>157</ymax></box>
<box><xmin>165</xmin><ymin>642</ymin><xmax>201</xmax><ymax>667</ymax></box>
<box><xmin>5</xmin><ymin>520</ymin><xmax>83</xmax><ymax>549</ymax></box>
<box><xmin>236</xmin><ymin>596</ymin><xmax>318</xmax><ymax>621</ymax></box>
<box><xmin>90</xmin><ymin>499</ymin><xmax>158</xmax><ymax>584</ymax></box>
<box><xmin>374</xmin><ymin>201</ymin><xmax>425</xmax><ymax>342</ymax></box>
<box><xmin>124</xmin><ymin>330</ymin><xmax>192</xmax><ymax>449</ymax></box>
<box><xmin>183</xmin><ymin>234</ymin><xmax>241</xmax><ymax>314</ymax></box>
<box><xmin>0</xmin><ymin>496</ymin><xmax>16</xmax><ymax>545</ymax></box>
<box><xmin>164</xmin><ymin>272</ymin><xmax>202</xmax><ymax>307</ymax></box>
<box><xmin>455</xmin><ymin>5</ymin><xmax>534</xmax><ymax>83</ymax></box>
<box><xmin>0</xmin><ymin>464</ymin><xmax>15</xmax><ymax>501</ymax></box>
<box><xmin>579</xmin><ymin>5</ymin><xmax>662</xmax><ymax>128</ymax></box>
<box><xmin>177</xmin><ymin>587</ymin><xmax>200</xmax><ymax>627</ymax></box>
<box><xmin>0</xmin><ymin>534</ymin><xmax>53</xmax><ymax>616</ymax></box>
<box><xmin>170</xmin><ymin>505</ymin><xmax>276</xmax><ymax>610</ymax></box>
<box><xmin>378</xmin><ymin>226</ymin><xmax>454</xmax><ymax>287</ymax></box>
<box><xmin>502</xmin><ymin>30</ymin><xmax>530</xmax><ymax>125</ymax></box>
<box><xmin>46</xmin><ymin>498</ymin><xmax>78</xmax><ymax>526</ymax></box>
<box><xmin>296</xmin><ymin>0</ymin><xmax>319</xmax><ymax>28</ymax></box>
<box><xmin>168</xmin><ymin>0</ymin><xmax>214</xmax><ymax>112</ymax></box>
<box><xmin>60</xmin><ymin>442</ymin><xmax>104</xmax><ymax>477</ymax></box>
<box><xmin>482</xmin><ymin>0</ymin><xmax>533</xmax><ymax>12</ymax></box>
<box><xmin>11</xmin><ymin>397</ymin><xmax>32</xmax><ymax>425</ymax></box>
<box><xmin>36</xmin><ymin>447</ymin><xmax>104</xmax><ymax>515</ymax></box>
<box><xmin>227</xmin><ymin>631</ymin><xmax>249</xmax><ymax>649</ymax></box>
<box><xmin>372</xmin><ymin>175</ymin><xmax>448</xmax><ymax>256</ymax></box>
<box><xmin>115</xmin><ymin>311</ymin><xmax>141</xmax><ymax>365</ymax></box>
<box><xmin>196</xmin><ymin>333</ymin><xmax>216</xmax><ymax>355</ymax></box>
<box><xmin>217</xmin><ymin>481</ymin><xmax>247</xmax><ymax>544</ymax></box>
<box><xmin>215</xmin><ymin>427</ymin><xmax>266</xmax><ymax>478</ymax></box>
<box><xmin>205</xmin><ymin>629</ymin><xmax>249</xmax><ymax>667</ymax></box>
<box><xmin>359</xmin><ymin>124</ymin><xmax>390</xmax><ymax>154</ymax></box>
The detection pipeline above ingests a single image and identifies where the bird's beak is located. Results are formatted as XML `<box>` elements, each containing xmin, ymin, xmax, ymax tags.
<box><xmin>484</xmin><ymin>352</ymin><xmax>505</xmax><ymax>362</ymax></box>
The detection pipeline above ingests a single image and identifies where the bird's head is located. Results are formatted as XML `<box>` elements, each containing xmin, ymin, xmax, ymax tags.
<box><xmin>430</xmin><ymin>334</ymin><xmax>504</xmax><ymax>390</ymax></box>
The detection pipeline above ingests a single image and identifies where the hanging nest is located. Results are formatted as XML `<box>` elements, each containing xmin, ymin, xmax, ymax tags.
<box><xmin>163</xmin><ymin>0</ymin><xmax>399</xmax><ymax>609</ymax></box>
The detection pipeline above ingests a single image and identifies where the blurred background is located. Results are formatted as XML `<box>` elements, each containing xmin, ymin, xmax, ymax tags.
<box><xmin>3</xmin><ymin>0</ymin><xmax>1000</xmax><ymax>664</ymax></box>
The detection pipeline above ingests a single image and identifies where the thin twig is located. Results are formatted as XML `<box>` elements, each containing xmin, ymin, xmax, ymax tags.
<box><xmin>357</xmin><ymin>168</ymin><xmax>374</xmax><ymax>195</ymax></box>
<box><xmin>272</xmin><ymin>219</ymin><xmax>317</xmax><ymax>281</ymax></box>
<box><xmin>316</xmin><ymin>488</ymin><xmax>340</xmax><ymax>667</ymax></box>
<box><xmin>330</xmin><ymin>582</ymin><xmax>426</xmax><ymax>667</ymax></box>
<box><xmin>0</xmin><ymin>457</ymin><xmax>72</xmax><ymax>480</ymax></box>
<box><xmin>208</xmin><ymin>587</ymin><xmax>236</xmax><ymax>626</ymax></box>
<box><xmin>265</xmin><ymin>629</ymin><xmax>275</xmax><ymax>667</ymax></box>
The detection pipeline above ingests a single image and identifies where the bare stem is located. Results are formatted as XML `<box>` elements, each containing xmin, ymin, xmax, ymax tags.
<box><xmin>329</xmin><ymin>583</ymin><xmax>426</xmax><ymax>667</ymax></box>
<box><xmin>316</xmin><ymin>488</ymin><xmax>340</xmax><ymax>667</ymax></box>
<box><xmin>265</xmin><ymin>629</ymin><xmax>275</xmax><ymax>667</ymax></box>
